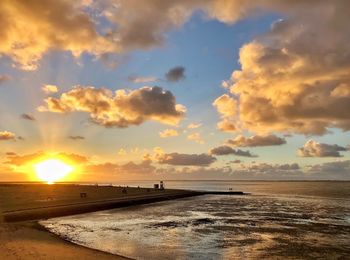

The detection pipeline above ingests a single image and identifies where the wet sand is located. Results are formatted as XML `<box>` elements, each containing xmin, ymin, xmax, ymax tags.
<box><xmin>0</xmin><ymin>221</ymin><xmax>125</xmax><ymax>260</ymax></box>
<box><xmin>0</xmin><ymin>183</ymin><xmax>188</xmax><ymax>260</ymax></box>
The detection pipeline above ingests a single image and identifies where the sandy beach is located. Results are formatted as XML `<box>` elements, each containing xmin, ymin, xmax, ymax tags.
<box><xmin>0</xmin><ymin>183</ymin><xmax>188</xmax><ymax>260</ymax></box>
<box><xmin>0</xmin><ymin>221</ymin><xmax>125</xmax><ymax>260</ymax></box>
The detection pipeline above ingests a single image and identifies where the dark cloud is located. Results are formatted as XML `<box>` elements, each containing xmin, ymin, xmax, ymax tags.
<box><xmin>38</xmin><ymin>85</ymin><xmax>186</xmax><ymax>128</ymax></box>
<box><xmin>84</xmin><ymin>160</ymin><xmax>156</xmax><ymax>177</ymax></box>
<box><xmin>210</xmin><ymin>145</ymin><xmax>257</xmax><ymax>157</ymax></box>
<box><xmin>21</xmin><ymin>114</ymin><xmax>36</xmax><ymax>121</ymax></box>
<box><xmin>306</xmin><ymin>160</ymin><xmax>350</xmax><ymax>180</ymax></box>
<box><xmin>233</xmin><ymin>162</ymin><xmax>302</xmax><ymax>179</ymax></box>
<box><xmin>68</xmin><ymin>135</ymin><xmax>85</xmax><ymax>140</ymax></box>
<box><xmin>157</xmin><ymin>152</ymin><xmax>216</xmax><ymax>166</ymax></box>
<box><xmin>116</xmin><ymin>160</ymin><xmax>156</xmax><ymax>175</ymax></box>
<box><xmin>230</xmin><ymin>160</ymin><xmax>242</xmax><ymax>164</ymax></box>
<box><xmin>165</xmin><ymin>66</ymin><xmax>186</xmax><ymax>82</ymax></box>
<box><xmin>226</xmin><ymin>135</ymin><xmax>286</xmax><ymax>147</ymax></box>
<box><xmin>298</xmin><ymin>140</ymin><xmax>348</xmax><ymax>157</ymax></box>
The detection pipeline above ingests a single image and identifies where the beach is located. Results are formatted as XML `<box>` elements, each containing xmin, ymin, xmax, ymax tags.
<box><xmin>1</xmin><ymin>182</ymin><xmax>349</xmax><ymax>259</ymax></box>
<box><xmin>0</xmin><ymin>183</ymin><xmax>197</xmax><ymax>259</ymax></box>
<box><xmin>0</xmin><ymin>221</ymin><xmax>124</xmax><ymax>260</ymax></box>
<box><xmin>40</xmin><ymin>181</ymin><xmax>350</xmax><ymax>259</ymax></box>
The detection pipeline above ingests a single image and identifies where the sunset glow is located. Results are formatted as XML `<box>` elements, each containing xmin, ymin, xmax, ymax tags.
<box><xmin>34</xmin><ymin>159</ymin><xmax>73</xmax><ymax>184</ymax></box>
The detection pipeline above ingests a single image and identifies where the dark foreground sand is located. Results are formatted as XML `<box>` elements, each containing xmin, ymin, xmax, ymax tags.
<box><xmin>0</xmin><ymin>221</ymin><xmax>125</xmax><ymax>260</ymax></box>
<box><xmin>0</xmin><ymin>183</ymin><xmax>189</xmax><ymax>259</ymax></box>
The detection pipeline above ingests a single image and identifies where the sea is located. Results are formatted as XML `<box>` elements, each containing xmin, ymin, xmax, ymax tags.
<box><xmin>40</xmin><ymin>181</ymin><xmax>350</xmax><ymax>259</ymax></box>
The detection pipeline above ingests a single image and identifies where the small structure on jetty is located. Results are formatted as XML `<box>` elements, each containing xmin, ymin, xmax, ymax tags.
<box><xmin>154</xmin><ymin>181</ymin><xmax>165</xmax><ymax>190</ymax></box>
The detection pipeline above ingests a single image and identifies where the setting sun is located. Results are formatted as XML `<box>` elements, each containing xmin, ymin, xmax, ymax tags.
<box><xmin>34</xmin><ymin>159</ymin><xmax>73</xmax><ymax>184</ymax></box>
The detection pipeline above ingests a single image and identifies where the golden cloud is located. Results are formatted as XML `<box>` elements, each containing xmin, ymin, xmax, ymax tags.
<box><xmin>187</xmin><ymin>123</ymin><xmax>202</xmax><ymax>129</ymax></box>
<box><xmin>0</xmin><ymin>131</ymin><xmax>16</xmax><ymax>141</ymax></box>
<box><xmin>298</xmin><ymin>140</ymin><xmax>348</xmax><ymax>158</ymax></box>
<box><xmin>214</xmin><ymin>1</ymin><xmax>350</xmax><ymax>135</ymax></box>
<box><xmin>0</xmin><ymin>0</ymin><xmax>118</xmax><ymax>70</ymax></box>
<box><xmin>42</xmin><ymin>84</ymin><xmax>59</xmax><ymax>94</ymax></box>
<box><xmin>0</xmin><ymin>1</ymin><xmax>319</xmax><ymax>71</ymax></box>
<box><xmin>38</xmin><ymin>85</ymin><xmax>186</xmax><ymax>128</ymax></box>
<box><xmin>159</xmin><ymin>129</ymin><xmax>179</xmax><ymax>138</ymax></box>
<box><xmin>187</xmin><ymin>132</ymin><xmax>204</xmax><ymax>144</ymax></box>
<box><xmin>212</xmin><ymin>94</ymin><xmax>238</xmax><ymax>132</ymax></box>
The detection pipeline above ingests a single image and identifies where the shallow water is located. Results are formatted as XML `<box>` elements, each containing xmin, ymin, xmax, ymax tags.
<box><xmin>41</xmin><ymin>181</ymin><xmax>350</xmax><ymax>259</ymax></box>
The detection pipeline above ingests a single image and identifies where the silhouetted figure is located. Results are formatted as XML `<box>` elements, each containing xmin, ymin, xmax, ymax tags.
<box><xmin>122</xmin><ymin>187</ymin><xmax>127</xmax><ymax>194</ymax></box>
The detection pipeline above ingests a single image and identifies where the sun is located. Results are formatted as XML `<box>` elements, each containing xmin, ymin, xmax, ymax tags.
<box><xmin>34</xmin><ymin>159</ymin><xmax>73</xmax><ymax>184</ymax></box>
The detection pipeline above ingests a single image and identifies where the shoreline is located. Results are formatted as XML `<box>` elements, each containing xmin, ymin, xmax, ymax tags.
<box><xmin>0</xmin><ymin>184</ymin><xmax>186</xmax><ymax>259</ymax></box>
<box><xmin>0</xmin><ymin>220</ymin><xmax>128</xmax><ymax>259</ymax></box>
<box><xmin>36</xmin><ymin>220</ymin><xmax>134</xmax><ymax>259</ymax></box>
<box><xmin>35</xmin><ymin>221</ymin><xmax>131</xmax><ymax>259</ymax></box>
<box><xmin>0</xmin><ymin>184</ymin><xmax>245</xmax><ymax>259</ymax></box>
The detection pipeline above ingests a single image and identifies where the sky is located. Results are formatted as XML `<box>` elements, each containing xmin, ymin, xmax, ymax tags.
<box><xmin>0</xmin><ymin>0</ymin><xmax>349</xmax><ymax>182</ymax></box>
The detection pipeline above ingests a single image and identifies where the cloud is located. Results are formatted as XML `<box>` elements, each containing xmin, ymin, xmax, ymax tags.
<box><xmin>5</xmin><ymin>152</ymin><xmax>17</xmax><ymax>156</ymax></box>
<box><xmin>118</xmin><ymin>148</ymin><xmax>127</xmax><ymax>156</ymax></box>
<box><xmin>156</xmin><ymin>162</ymin><xmax>303</xmax><ymax>180</ymax></box>
<box><xmin>0</xmin><ymin>0</ymin><xmax>118</xmax><ymax>70</ymax></box>
<box><xmin>298</xmin><ymin>140</ymin><xmax>348</xmax><ymax>158</ymax></box>
<box><xmin>0</xmin><ymin>131</ymin><xmax>16</xmax><ymax>141</ymax></box>
<box><xmin>187</xmin><ymin>132</ymin><xmax>204</xmax><ymax>144</ymax></box>
<box><xmin>213</xmin><ymin>1</ymin><xmax>350</xmax><ymax>135</ymax></box>
<box><xmin>21</xmin><ymin>114</ymin><xmax>36</xmax><ymax>121</ymax></box>
<box><xmin>226</xmin><ymin>135</ymin><xmax>286</xmax><ymax>147</ymax></box>
<box><xmin>116</xmin><ymin>160</ymin><xmax>156</xmax><ymax>175</ymax></box>
<box><xmin>84</xmin><ymin>160</ymin><xmax>156</xmax><ymax>177</ymax></box>
<box><xmin>38</xmin><ymin>85</ymin><xmax>186</xmax><ymax>128</ymax></box>
<box><xmin>306</xmin><ymin>160</ymin><xmax>350</xmax><ymax>179</ymax></box>
<box><xmin>42</xmin><ymin>84</ymin><xmax>59</xmax><ymax>94</ymax></box>
<box><xmin>68</xmin><ymin>135</ymin><xmax>85</xmax><ymax>140</ymax></box>
<box><xmin>187</xmin><ymin>123</ymin><xmax>201</xmax><ymax>129</ymax></box>
<box><xmin>0</xmin><ymin>75</ymin><xmax>10</xmax><ymax>85</ymax></box>
<box><xmin>128</xmin><ymin>75</ymin><xmax>158</xmax><ymax>84</ymax></box>
<box><xmin>234</xmin><ymin>162</ymin><xmax>302</xmax><ymax>179</ymax></box>
<box><xmin>159</xmin><ymin>129</ymin><xmax>179</xmax><ymax>138</ymax></box>
<box><xmin>156</xmin><ymin>152</ymin><xmax>216</xmax><ymax>166</ymax></box>
<box><xmin>4</xmin><ymin>151</ymin><xmax>89</xmax><ymax>166</ymax></box>
<box><xmin>165</xmin><ymin>66</ymin><xmax>186</xmax><ymax>82</ymax></box>
<box><xmin>230</xmin><ymin>159</ymin><xmax>242</xmax><ymax>164</ymax></box>
<box><xmin>3</xmin><ymin>0</ymin><xmax>349</xmax><ymax>135</ymax></box>
<box><xmin>210</xmin><ymin>145</ymin><xmax>257</xmax><ymax>157</ymax></box>
<box><xmin>212</xmin><ymin>94</ymin><xmax>238</xmax><ymax>132</ymax></box>
<box><xmin>0</xmin><ymin>0</ymin><xmax>243</xmax><ymax>70</ymax></box>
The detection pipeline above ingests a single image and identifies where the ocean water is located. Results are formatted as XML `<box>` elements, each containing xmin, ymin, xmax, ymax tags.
<box><xmin>41</xmin><ymin>181</ymin><xmax>350</xmax><ymax>259</ymax></box>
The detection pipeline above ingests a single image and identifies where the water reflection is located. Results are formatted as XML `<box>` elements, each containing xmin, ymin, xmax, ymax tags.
<box><xmin>41</xmin><ymin>190</ymin><xmax>350</xmax><ymax>259</ymax></box>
